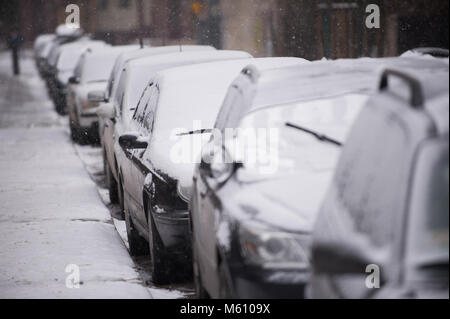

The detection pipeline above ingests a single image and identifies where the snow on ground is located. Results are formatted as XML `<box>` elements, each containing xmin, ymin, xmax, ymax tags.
<box><xmin>0</xmin><ymin>51</ymin><xmax>189</xmax><ymax>298</ymax></box>
<box><xmin>75</xmin><ymin>144</ymin><xmax>195</xmax><ymax>299</ymax></box>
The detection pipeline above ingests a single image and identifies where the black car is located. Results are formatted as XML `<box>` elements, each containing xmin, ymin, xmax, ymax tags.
<box><xmin>190</xmin><ymin>56</ymin><xmax>449</xmax><ymax>299</ymax></box>
<box><xmin>310</xmin><ymin>67</ymin><xmax>449</xmax><ymax>299</ymax></box>
<box><xmin>116</xmin><ymin>57</ymin><xmax>256</xmax><ymax>285</ymax></box>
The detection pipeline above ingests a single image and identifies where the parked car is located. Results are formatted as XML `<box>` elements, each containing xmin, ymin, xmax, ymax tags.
<box><xmin>96</xmin><ymin>49</ymin><xmax>243</xmax><ymax>209</ymax></box>
<box><xmin>48</xmin><ymin>40</ymin><xmax>108</xmax><ymax>114</ymax></box>
<box><xmin>115</xmin><ymin>57</ymin><xmax>306</xmax><ymax>285</ymax></box>
<box><xmin>310</xmin><ymin>66</ymin><xmax>449</xmax><ymax>299</ymax></box>
<box><xmin>190</xmin><ymin>55</ymin><xmax>449</xmax><ymax>299</ymax></box>
<box><xmin>96</xmin><ymin>45</ymin><xmax>216</xmax><ymax>206</ymax></box>
<box><xmin>38</xmin><ymin>26</ymin><xmax>84</xmax><ymax>81</ymax></box>
<box><xmin>67</xmin><ymin>46</ymin><xmax>136</xmax><ymax>144</ymax></box>
<box><xmin>34</xmin><ymin>34</ymin><xmax>55</xmax><ymax>67</ymax></box>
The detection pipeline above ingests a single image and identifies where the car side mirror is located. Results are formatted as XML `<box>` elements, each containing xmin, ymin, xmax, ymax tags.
<box><xmin>96</xmin><ymin>103</ymin><xmax>116</xmax><ymax>120</ymax></box>
<box><xmin>312</xmin><ymin>236</ymin><xmax>387</xmax><ymax>276</ymax></box>
<box><xmin>200</xmin><ymin>142</ymin><xmax>238</xmax><ymax>188</ymax></box>
<box><xmin>119</xmin><ymin>133</ymin><xmax>148</xmax><ymax>152</ymax></box>
<box><xmin>88</xmin><ymin>90</ymin><xmax>105</xmax><ymax>103</ymax></box>
<box><xmin>68</xmin><ymin>76</ymin><xmax>80</xmax><ymax>84</ymax></box>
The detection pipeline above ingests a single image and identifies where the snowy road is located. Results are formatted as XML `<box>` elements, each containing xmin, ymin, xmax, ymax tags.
<box><xmin>0</xmin><ymin>52</ymin><xmax>190</xmax><ymax>299</ymax></box>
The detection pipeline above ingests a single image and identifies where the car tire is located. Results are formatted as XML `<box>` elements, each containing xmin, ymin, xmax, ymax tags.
<box><xmin>124</xmin><ymin>202</ymin><xmax>149</xmax><ymax>257</ymax></box>
<box><xmin>219</xmin><ymin>262</ymin><xmax>232</xmax><ymax>299</ymax></box>
<box><xmin>117</xmin><ymin>177</ymin><xmax>126</xmax><ymax>220</ymax></box>
<box><xmin>105</xmin><ymin>160</ymin><xmax>119</xmax><ymax>204</ymax></box>
<box><xmin>148</xmin><ymin>209</ymin><xmax>173</xmax><ymax>285</ymax></box>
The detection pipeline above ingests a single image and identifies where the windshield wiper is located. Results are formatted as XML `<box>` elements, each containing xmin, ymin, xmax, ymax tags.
<box><xmin>176</xmin><ymin>129</ymin><xmax>213</xmax><ymax>136</ymax></box>
<box><xmin>286</xmin><ymin>122</ymin><xmax>343</xmax><ymax>147</ymax></box>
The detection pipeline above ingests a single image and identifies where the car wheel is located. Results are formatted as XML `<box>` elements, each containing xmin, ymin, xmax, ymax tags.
<box><xmin>219</xmin><ymin>262</ymin><xmax>232</xmax><ymax>299</ymax></box>
<box><xmin>148</xmin><ymin>209</ymin><xmax>173</xmax><ymax>285</ymax></box>
<box><xmin>117</xmin><ymin>178</ymin><xmax>126</xmax><ymax>220</ymax></box>
<box><xmin>124</xmin><ymin>202</ymin><xmax>149</xmax><ymax>257</ymax></box>
<box><xmin>105</xmin><ymin>160</ymin><xmax>119</xmax><ymax>204</ymax></box>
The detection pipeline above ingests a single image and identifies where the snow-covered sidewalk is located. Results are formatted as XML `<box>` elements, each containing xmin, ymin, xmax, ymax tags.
<box><xmin>0</xmin><ymin>52</ymin><xmax>152</xmax><ymax>298</ymax></box>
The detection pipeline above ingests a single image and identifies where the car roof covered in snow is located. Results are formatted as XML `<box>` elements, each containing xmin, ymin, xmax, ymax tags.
<box><xmin>78</xmin><ymin>46</ymin><xmax>137</xmax><ymax>84</ymax></box>
<box><xmin>251</xmin><ymin>56</ymin><xmax>448</xmax><ymax>109</ymax></box>
<box><xmin>106</xmin><ymin>45</ymin><xmax>216</xmax><ymax>100</ymax></box>
<box><xmin>130</xmin><ymin>50</ymin><xmax>252</xmax><ymax>70</ymax></box>
<box><xmin>56</xmin><ymin>40</ymin><xmax>107</xmax><ymax>71</ymax></box>
<box><xmin>117</xmin><ymin>50</ymin><xmax>251</xmax><ymax>122</ymax></box>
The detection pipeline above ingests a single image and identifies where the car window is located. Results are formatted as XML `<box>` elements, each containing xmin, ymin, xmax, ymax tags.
<box><xmin>406</xmin><ymin>137</ymin><xmax>449</xmax><ymax>269</ymax></box>
<box><xmin>142</xmin><ymin>84</ymin><xmax>160</xmax><ymax>134</ymax></box>
<box><xmin>73</xmin><ymin>56</ymin><xmax>84</xmax><ymax>80</ymax></box>
<box><xmin>214</xmin><ymin>85</ymin><xmax>242</xmax><ymax>131</ymax></box>
<box><xmin>334</xmin><ymin>103</ymin><xmax>414</xmax><ymax>249</ymax></box>
<box><xmin>114</xmin><ymin>70</ymin><xmax>127</xmax><ymax>114</ymax></box>
<box><xmin>133</xmin><ymin>84</ymin><xmax>153</xmax><ymax>125</ymax></box>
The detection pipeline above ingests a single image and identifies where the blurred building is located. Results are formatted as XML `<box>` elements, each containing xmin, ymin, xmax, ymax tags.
<box><xmin>276</xmin><ymin>0</ymin><xmax>449</xmax><ymax>60</ymax></box>
<box><xmin>2</xmin><ymin>0</ymin><xmax>448</xmax><ymax>59</ymax></box>
<box><xmin>202</xmin><ymin>0</ymin><xmax>449</xmax><ymax>59</ymax></box>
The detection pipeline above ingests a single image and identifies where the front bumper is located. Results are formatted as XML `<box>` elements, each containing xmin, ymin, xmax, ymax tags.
<box><xmin>230</xmin><ymin>265</ymin><xmax>308</xmax><ymax>299</ymax></box>
<box><xmin>153</xmin><ymin>208</ymin><xmax>191</xmax><ymax>261</ymax></box>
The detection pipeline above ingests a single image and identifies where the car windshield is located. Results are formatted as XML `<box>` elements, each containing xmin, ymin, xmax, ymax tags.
<box><xmin>82</xmin><ymin>54</ymin><xmax>118</xmax><ymax>84</ymax></box>
<box><xmin>57</xmin><ymin>47</ymin><xmax>87</xmax><ymax>72</ymax></box>
<box><xmin>233</xmin><ymin>94</ymin><xmax>369</xmax><ymax>179</ymax></box>
<box><xmin>406</xmin><ymin>138</ymin><xmax>449</xmax><ymax>270</ymax></box>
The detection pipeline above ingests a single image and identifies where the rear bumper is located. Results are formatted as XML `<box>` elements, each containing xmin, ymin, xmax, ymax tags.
<box><xmin>79</xmin><ymin>108</ymin><xmax>99</xmax><ymax>128</ymax></box>
<box><xmin>78</xmin><ymin>121</ymin><xmax>100</xmax><ymax>142</ymax></box>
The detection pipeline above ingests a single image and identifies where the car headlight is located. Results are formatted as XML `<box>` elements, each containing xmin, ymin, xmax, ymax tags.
<box><xmin>239</xmin><ymin>221</ymin><xmax>310</xmax><ymax>270</ymax></box>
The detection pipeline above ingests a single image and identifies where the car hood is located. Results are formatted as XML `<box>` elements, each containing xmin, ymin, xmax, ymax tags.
<box><xmin>221</xmin><ymin>168</ymin><xmax>334</xmax><ymax>233</ymax></box>
<box><xmin>147</xmin><ymin>132</ymin><xmax>212</xmax><ymax>188</ymax></box>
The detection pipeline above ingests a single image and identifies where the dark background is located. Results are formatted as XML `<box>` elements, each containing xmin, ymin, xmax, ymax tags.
<box><xmin>1</xmin><ymin>0</ymin><xmax>448</xmax><ymax>59</ymax></box>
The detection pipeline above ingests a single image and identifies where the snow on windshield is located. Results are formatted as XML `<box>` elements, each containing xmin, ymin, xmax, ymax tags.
<box><xmin>82</xmin><ymin>53</ymin><xmax>122</xmax><ymax>84</ymax></box>
<box><xmin>235</xmin><ymin>94</ymin><xmax>369</xmax><ymax>175</ymax></box>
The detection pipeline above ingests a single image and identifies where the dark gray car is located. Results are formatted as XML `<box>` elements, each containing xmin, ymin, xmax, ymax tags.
<box><xmin>310</xmin><ymin>66</ymin><xmax>449</xmax><ymax>299</ymax></box>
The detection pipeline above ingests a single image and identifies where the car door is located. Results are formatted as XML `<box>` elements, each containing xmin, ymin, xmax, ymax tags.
<box><xmin>194</xmin><ymin>87</ymin><xmax>243</xmax><ymax>296</ymax></box>
<box><xmin>128</xmin><ymin>83</ymin><xmax>159</xmax><ymax>230</ymax></box>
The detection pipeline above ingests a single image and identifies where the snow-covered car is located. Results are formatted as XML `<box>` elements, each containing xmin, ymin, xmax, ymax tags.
<box><xmin>190</xmin><ymin>55</ymin><xmax>449</xmax><ymax>299</ymax></box>
<box><xmin>115</xmin><ymin>58</ymin><xmax>312</xmax><ymax>285</ymax></box>
<box><xmin>95</xmin><ymin>45</ymin><xmax>216</xmax><ymax>205</ymax></box>
<box><xmin>39</xmin><ymin>27</ymin><xmax>85</xmax><ymax>81</ymax></box>
<box><xmin>310</xmin><ymin>66</ymin><xmax>449</xmax><ymax>299</ymax></box>
<box><xmin>108</xmin><ymin>50</ymin><xmax>251</xmax><ymax>213</ymax></box>
<box><xmin>402</xmin><ymin>47</ymin><xmax>450</xmax><ymax>58</ymax></box>
<box><xmin>48</xmin><ymin>40</ymin><xmax>108</xmax><ymax>114</ymax></box>
<box><xmin>67</xmin><ymin>46</ymin><xmax>136</xmax><ymax>144</ymax></box>
<box><xmin>33</xmin><ymin>34</ymin><xmax>55</xmax><ymax>67</ymax></box>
